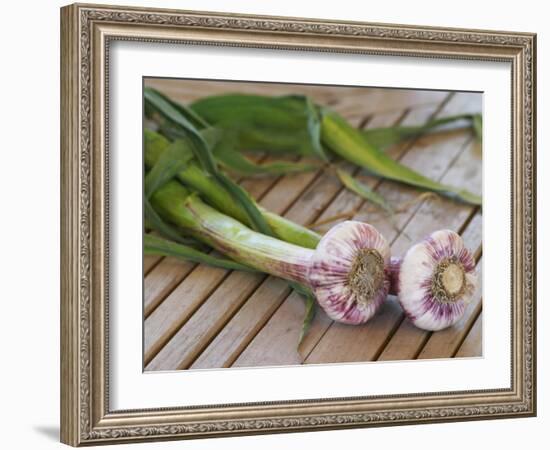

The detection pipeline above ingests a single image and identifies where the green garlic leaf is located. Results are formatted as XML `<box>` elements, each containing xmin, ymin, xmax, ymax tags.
<box><xmin>336</xmin><ymin>168</ymin><xmax>393</xmax><ymax>213</ymax></box>
<box><xmin>362</xmin><ymin>113</ymin><xmax>476</xmax><ymax>150</ymax></box>
<box><xmin>144</xmin><ymin>139</ymin><xmax>194</xmax><ymax>198</ymax></box>
<box><xmin>145</xmin><ymin>88</ymin><xmax>274</xmax><ymax>236</ymax></box>
<box><xmin>322</xmin><ymin>111</ymin><xmax>481</xmax><ymax>205</ymax></box>
<box><xmin>144</xmin><ymin>234</ymin><xmax>255</xmax><ymax>272</ymax></box>
<box><xmin>190</xmin><ymin>94</ymin><xmax>328</xmax><ymax>158</ymax></box>
<box><xmin>216</xmin><ymin>146</ymin><xmax>317</xmax><ymax>176</ymax></box>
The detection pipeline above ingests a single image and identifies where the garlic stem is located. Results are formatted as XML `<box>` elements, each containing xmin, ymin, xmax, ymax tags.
<box><xmin>151</xmin><ymin>180</ymin><xmax>313</xmax><ymax>284</ymax></box>
<box><xmin>185</xmin><ymin>194</ymin><xmax>315</xmax><ymax>285</ymax></box>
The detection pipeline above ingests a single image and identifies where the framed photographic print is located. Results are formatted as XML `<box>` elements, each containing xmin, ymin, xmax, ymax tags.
<box><xmin>60</xmin><ymin>3</ymin><xmax>536</xmax><ymax>446</ymax></box>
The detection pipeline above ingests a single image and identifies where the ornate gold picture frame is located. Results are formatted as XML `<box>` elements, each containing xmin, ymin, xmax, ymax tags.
<box><xmin>60</xmin><ymin>3</ymin><xmax>536</xmax><ymax>446</ymax></box>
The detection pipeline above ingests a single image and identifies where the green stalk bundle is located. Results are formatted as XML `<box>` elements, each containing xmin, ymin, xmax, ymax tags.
<box><xmin>144</xmin><ymin>129</ymin><xmax>321</xmax><ymax>249</ymax></box>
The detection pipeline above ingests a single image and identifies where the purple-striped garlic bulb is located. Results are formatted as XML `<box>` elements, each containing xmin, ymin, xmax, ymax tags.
<box><xmin>308</xmin><ymin>221</ymin><xmax>391</xmax><ymax>324</ymax></box>
<box><xmin>389</xmin><ymin>229</ymin><xmax>477</xmax><ymax>331</ymax></box>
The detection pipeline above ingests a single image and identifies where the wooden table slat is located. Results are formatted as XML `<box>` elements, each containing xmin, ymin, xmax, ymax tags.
<box><xmin>190</xmin><ymin>278</ymin><xmax>292</xmax><ymax>369</ymax></box>
<box><xmin>143</xmin><ymin>264</ymin><xmax>230</xmax><ymax>364</ymax></box>
<box><xmin>147</xmin><ymin>271</ymin><xmax>266</xmax><ymax>371</ymax></box>
<box><xmin>144</xmin><ymin>258</ymin><xmax>196</xmax><ymax>317</ymax></box>
<box><xmin>144</xmin><ymin>255</ymin><xmax>162</xmax><ymax>275</ymax></box>
<box><xmin>455</xmin><ymin>314</ymin><xmax>483</xmax><ymax>358</ymax></box>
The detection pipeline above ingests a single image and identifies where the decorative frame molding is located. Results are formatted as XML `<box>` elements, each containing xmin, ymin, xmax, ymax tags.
<box><xmin>60</xmin><ymin>3</ymin><xmax>536</xmax><ymax>446</ymax></box>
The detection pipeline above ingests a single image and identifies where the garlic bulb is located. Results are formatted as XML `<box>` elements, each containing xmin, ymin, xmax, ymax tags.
<box><xmin>308</xmin><ymin>221</ymin><xmax>391</xmax><ymax>324</ymax></box>
<box><xmin>390</xmin><ymin>229</ymin><xmax>478</xmax><ymax>331</ymax></box>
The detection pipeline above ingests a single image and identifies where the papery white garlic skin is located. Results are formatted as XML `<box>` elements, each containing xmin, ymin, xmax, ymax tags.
<box><xmin>397</xmin><ymin>229</ymin><xmax>477</xmax><ymax>331</ymax></box>
<box><xmin>308</xmin><ymin>221</ymin><xmax>391</xmax><ymax>325</ymax></box>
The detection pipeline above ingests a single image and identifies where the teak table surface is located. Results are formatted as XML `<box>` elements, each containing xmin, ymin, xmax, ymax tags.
<box><xmin>143</xmin><ymin>79</ymin><xmax>483</xmax><ymax>372</ymax></box>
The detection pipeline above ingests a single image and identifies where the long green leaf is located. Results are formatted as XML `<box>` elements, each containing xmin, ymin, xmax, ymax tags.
<box><xmin>217</xmin><ymin>171</ymin><xmax>275</xmax><ymax>235</ymax></box>
<box><xmin>188</xmin><ymin>93</ymin><xmax>480</xmax><ymax>204</ymax></box>
<box><xmin>143</xmin><ymin>135</ymin><xmax>206</xmax><ymax>246</ymax></box>
<box><xmin>191</xmin><ymin>94</ymin><xmax>328</xmax><ymax>157</ymax></box>
<box><xmin>215</xmin><ymin>145</ymin><xmax>317</xmax><ymax>176</ymax></box>
<box><xmin>144</xmin><ymin>88</ymin><xmax>215</xmax><ymax>172</ymax></box>
<box><xmin>322</xmin><ymin>111</ymin><xmax>481</xmax><ymax>205</ymax></box>
<box><xmin>362</xmin><ymin>113</ymin><xmax>476</xmax><ymax>149</ymax></box>
<box><xmin>144</xmin><ymin>140</ymin><xmax>194</xmax><ymax>198</ymax></box>
<box><xmin>145</xmin><ymin>88</ymin><xmax>274</xmax><ymax>236</ymax></box>
<box><xmin>148</xmin><ymin>87</ymin><xmax>210</xmax><ymax>129</ymax></box>
<box><xmin>305</xmin><ymin>96</ymin><xmax>329</xmax><ymax>161</ymax></box>
<box><xmin>284</xmin><ymin>281</ymin><xmax>317</xmax><ymax>345</ymax></box>
<box><xmin>336</xmin><ymin>169</ymin><xmax>393</xmax><ymax>213</ymax></box>
<box><xmin>297</xmin><ymin>290</ymin><xmax>316</xmax><ymax>346</ymax></box>
<box><xmin>144</xmin><ymin>234</ymin><xmax>255</xmax><ymax>272</ymax></box>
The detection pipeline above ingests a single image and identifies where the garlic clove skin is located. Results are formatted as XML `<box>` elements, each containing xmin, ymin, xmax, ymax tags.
<box><xmin>397</xmin><ymin>229</ymin><xmax>478</xmax><ymax>331</ymax></box>
<box><xmin>307</xmin><ymin>221</ymin><xmax>391</xmax><ymax>325</ymax></box>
